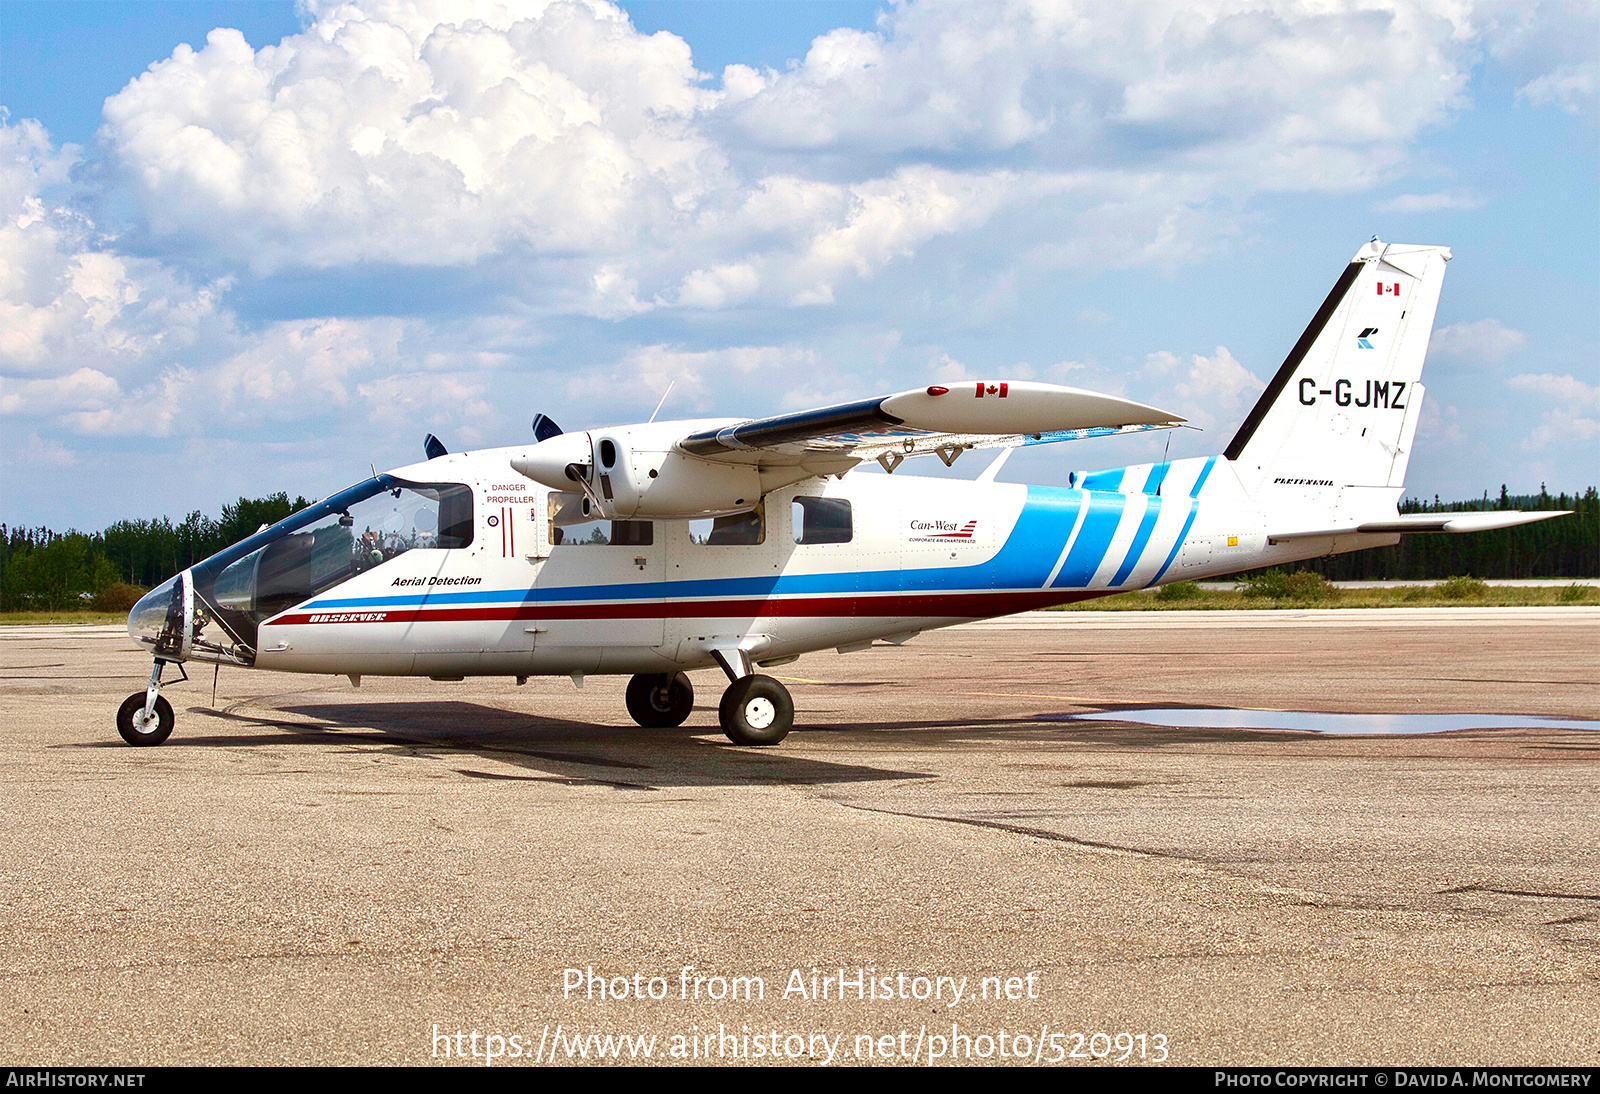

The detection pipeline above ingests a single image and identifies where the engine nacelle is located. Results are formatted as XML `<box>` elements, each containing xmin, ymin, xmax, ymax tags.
<box><xmin>510</xmin><ymin>423</ymin><xmax>763</xmax><ymax>520</ymax></box>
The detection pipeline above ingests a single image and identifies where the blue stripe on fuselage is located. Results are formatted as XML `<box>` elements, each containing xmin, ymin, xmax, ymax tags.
<box><xmin>1110</xmin><ymin>495</ymin><xmax>1160</xmax><ymax>586</ymax></box>
<box><xmin>1050</xmin><ymin>491</ymin><xmax>1125</xmax><ymax>588</ymax></box>
<box><xmin>1145</xmin><ymin>461</ymin><xmax>1170</xmax><ymax>495</ymax></box>
<box><xmin>1147</xmin><ymin>456</ymin><xmax>1219</xmax><ymax>584</ymax></box>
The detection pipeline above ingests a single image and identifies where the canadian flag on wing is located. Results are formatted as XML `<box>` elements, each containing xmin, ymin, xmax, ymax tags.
<box><xmin>974</xmin><ymin>382</ymin><xmax>1009</xmax><ymax>398</ymax></box>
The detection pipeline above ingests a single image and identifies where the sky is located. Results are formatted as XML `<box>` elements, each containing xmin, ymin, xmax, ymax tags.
<box><xmin>1</xmin><ymin>0</ymin><xmax>1596</xmax><ymax>531</ymax></box>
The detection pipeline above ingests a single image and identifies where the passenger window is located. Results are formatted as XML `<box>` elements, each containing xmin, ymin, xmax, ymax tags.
<box><xmin>793</xmin><ymin>496</ymin><xmax>852</xmax><ymax>544</ymax></box>
<box><xmin>609</xmin><ymin>520</ymin><xmax>654</xmax><ymax>547</ymax></box>
<box><xmin>549</xmin><ymin>520</ymin><xmax>654</xmax><ymax>546</ymax></box>
<box><xmin>689</xmin><ymin>505</ymin><xmax>765</xmax><ymax>545</ymax></box>
<box><xmin>547</xmin><ymin>493</ymin><xmax>653</xmax><ymax>546</ymax></box>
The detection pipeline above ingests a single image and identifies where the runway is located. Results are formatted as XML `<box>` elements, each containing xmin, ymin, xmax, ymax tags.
<box><xmin>2</xmin><ymin>611</ymin><xmax>1596</xmax><ymax>1066</ymax></box>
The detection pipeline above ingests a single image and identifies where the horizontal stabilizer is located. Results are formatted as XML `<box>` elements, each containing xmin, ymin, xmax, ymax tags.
<box><xmin>1268</xmin><ymin>510</ymin><xmax>1572</xmax><ymax>542</ymax></box>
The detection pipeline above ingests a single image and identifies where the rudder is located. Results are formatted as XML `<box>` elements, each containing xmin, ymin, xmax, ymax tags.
<box><xmin>1223</xmin><ymin>239</ymin><xmax>1450</xmax><ymax>505</ymax></box>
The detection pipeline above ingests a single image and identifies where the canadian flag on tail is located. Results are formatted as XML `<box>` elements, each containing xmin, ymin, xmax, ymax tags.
<box><xmin>1378</xmin><ymin>282</ymin><xmax>1401</xmax><ymax>296</ymax></box>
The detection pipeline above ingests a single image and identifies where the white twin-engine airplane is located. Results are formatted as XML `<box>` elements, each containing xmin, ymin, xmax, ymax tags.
<box><xmin>120</xmin><ymin>240</ymin><xmax>1570</xmax><ymax>747</ymax></box>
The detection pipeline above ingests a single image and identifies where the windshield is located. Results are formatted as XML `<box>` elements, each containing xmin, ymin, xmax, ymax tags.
<box><xmin>127</xmin><ymin>475</ymin><xmax>473</xmax><ymax>665</ymax></box>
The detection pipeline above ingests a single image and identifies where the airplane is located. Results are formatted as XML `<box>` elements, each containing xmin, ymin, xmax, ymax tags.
<box><xmin>117</xmin><ymin>239</ymin><xmax>1572</xmax><ymax>748</ymax></box>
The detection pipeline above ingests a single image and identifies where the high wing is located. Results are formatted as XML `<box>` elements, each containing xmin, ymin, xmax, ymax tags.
<box><xmin>510</xmin><ymin>380</ymin><xmax>1185</xmax><ymax>520</ymax></box>
<box><xmin>676</xmin><ymin>381</ymin><xmax>1184</xmax><ymax>474</ymax></box>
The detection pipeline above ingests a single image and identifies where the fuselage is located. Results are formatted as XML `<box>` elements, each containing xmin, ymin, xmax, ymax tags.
<box><xmin>128</xmin><ymin>444</ymin><xmax>1402</xmax><ymax>679</ymax></box>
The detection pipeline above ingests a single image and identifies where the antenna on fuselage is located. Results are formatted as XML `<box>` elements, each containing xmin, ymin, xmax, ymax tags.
<box><xmin>647</xmin><ymin>381</ymin><xmax>676</xmax><ymax>424</ymax></box>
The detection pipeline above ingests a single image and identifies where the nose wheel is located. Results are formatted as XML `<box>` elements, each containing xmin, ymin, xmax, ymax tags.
<box><xmin>117</xmin><ymin>660</ymin><xmax>176</xmax><ymax>746</ymax></box>
<box><xmin>718</xmin><ymin>674</ymin><xmax>793</xmax><ymax>746</ymax></box>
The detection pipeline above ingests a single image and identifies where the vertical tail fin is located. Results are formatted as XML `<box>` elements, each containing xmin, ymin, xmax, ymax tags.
<box><xmin>1224</xmin><ymin>240</ymin><xmax>1450</xmax><ymax>511</ymax></box>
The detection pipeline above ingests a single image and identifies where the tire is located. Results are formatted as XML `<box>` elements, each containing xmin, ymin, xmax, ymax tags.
<box><xmin>117</xmin><ymin>692</ymin><xmax>174</xmax><ymax>747</ymax></box>
<box><xmin>718</xmin><ymin>674</ymin><xmax>793</xmax><ymax>746</ymax></box>
<box><xmin>625</xmin><ymin>672</ymin><xmax>695</xmax><ymax>728</ymax></box>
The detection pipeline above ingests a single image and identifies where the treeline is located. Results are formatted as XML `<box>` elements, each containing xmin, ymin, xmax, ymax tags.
<box><xmin>1</xmin><ymin>493</ymin><xmax>309</xmax><ymax>611</ymax></box>
<box><xmin>1232</xmin><ymin>486</ymin><xmax>1598</xmax><ymax>581</ymax></box>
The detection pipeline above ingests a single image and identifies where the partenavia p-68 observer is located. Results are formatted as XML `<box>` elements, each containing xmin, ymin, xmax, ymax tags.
<box><xmin>119</xmin><ymin>240</ymin><xmax>1570</xmax><ymax>747</ymax></box>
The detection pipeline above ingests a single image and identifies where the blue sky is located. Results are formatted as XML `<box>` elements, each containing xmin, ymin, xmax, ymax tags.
<box><xmin>1</xmin><ymin>0</ymin><xmax>1595</xmax><ymax>530</ymax></box>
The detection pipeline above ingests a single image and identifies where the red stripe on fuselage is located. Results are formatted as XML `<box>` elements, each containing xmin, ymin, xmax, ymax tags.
<box><xmin>265</xmin><ymin>589</ymin><xmax>1110</xmax><ymax>628</ymax></box>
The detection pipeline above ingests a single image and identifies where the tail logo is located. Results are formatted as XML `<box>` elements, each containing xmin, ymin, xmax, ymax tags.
<box><xmin>1356</xmin><ymin>327</ymin><xmax>1379</xmax><ymax>349</ymax></box>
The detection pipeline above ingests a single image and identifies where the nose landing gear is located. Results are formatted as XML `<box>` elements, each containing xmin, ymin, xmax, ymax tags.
<box><xmin>117</xmin><ymin>660</ymin><xmax>177</xmax><ymax>746</ymax></box>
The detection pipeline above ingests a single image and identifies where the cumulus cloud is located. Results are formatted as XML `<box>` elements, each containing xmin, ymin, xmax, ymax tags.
<box><xmin>0</xmin><ymin>115</ymin><xmax>523</xmax><ymax>450</ymax></box>
<box><xmin>723</xmin><ymin>0</ymin><xmax>1474</xmax><ymax>183</ymax></box>
<box><xmin>0</xmin><ymin>118</ymin><xmax>223</xmax><ymax>377</ymax></box>
<box><xmin>100</xmin><ymin>1</ymin><xmax>720</xmax><ymax>272</ymax></box>
<box><xmin>574</xmin><ymin>342</ymin><xmax>821</xmax><ymax>418</ymax></box>
<box><xmin>1505</xmin><ymin>373</ymin><xmax>1600</xmax><ymax>452</ymax></box>
<box><xmin>212</xmin><ymin>318</ymin><xmax>405</xmax><ymax>416</ymax></box>
<box><xmin>1429</xmin><ymin>318</ymin><xmax>1526</xmax><ymax>362</ymax></box>
<box><xmin>1141</xmin><ymin>345</ymin><xmax>1263</xmax><ymax>432</ymax></box>
<box><xmin>1416</xmin><ymin>399</ymin><xmax>1465</xmax><ymax>447</ymax></box>
<box><xmin>1517</xmin><ymin>61</ymin><xmax>1598</xmax><ymax>114</ymax></box>
<box><xmin>88</xmin><ymin>0</ymin><xmax>1495</xmax><ymax>312</ymax></box>
<box><xmin>1373</xmin><ymin>190</ymin><xmax>1485</xmax><ymax>213</ymax></box>
<box><xmin>1479</xmin><ymin>0</ymin><xmax>1599</xmax><ymax>117</ymax></box>
<box><xmin>1506</xmin><ymin>372</ymin><xmax>1600</xmax><ymax>410</ymax></box>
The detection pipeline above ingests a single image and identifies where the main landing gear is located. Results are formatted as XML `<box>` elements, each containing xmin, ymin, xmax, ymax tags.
<box><xmin>117</xmin><ymin>660</ymin><xmax>175</xmax><ymax>746</ymax></box>
<box><xmin>624</xmin><ymin>671</ymin><xmax>695</xmax><ymax>728</ymax></box>
<box><xmin>623</xmin><ymin>653</ymin><xmax>795</xmax><ymax>746</ymax></box>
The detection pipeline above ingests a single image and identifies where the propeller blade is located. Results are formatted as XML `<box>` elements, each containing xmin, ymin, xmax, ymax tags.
<box><xmin>531</xmin><ymin>414</ymin><xmax>563</xmax><ymax>442</ymax></box>
<box><xmin>423</xmin><ymin>434</ymin><xmax>448</xmax><ymax>460</ymax></box>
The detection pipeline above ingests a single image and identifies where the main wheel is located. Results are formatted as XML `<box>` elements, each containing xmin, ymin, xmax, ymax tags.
<box><xmin>625</xmin><ymin>672</ymin><xmax>695</xmax><ymax>728</ymax></box>
<box><xmin>718</xmin><ymin>674</ymin><xmax>793</xmax><ymax>746</ymax></box>
<box><xmin>117</xmin><ymin>692</ymin><xmax>174</xmax><ymax>747</ymax></box>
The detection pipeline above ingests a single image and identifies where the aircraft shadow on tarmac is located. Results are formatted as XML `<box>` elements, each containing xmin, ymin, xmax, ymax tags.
<box><xmin>72</xmin><ymin>695</ymin><xmax>1323</xmax><ymax>787</ymax></box>
<box><xmin>142</xmin><ymin>699</ymin><xmax>944</xmax><ymax>790</ymax></box>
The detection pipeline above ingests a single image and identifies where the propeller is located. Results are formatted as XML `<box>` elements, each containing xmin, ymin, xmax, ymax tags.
<box><xmin>531</xmin><ymin>414</ymin><xmax>563</xmax><ymax>442</ymax></box>
<box><xmin>423</xmin><ymin>434</ymin><xmax>448</xmax><ymax>460</ymax></box>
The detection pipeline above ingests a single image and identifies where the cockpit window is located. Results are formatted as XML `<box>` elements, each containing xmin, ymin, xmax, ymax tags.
<box><xmin>131</xmin><ymin>476</ymin><xmax>476</xmax><ymax>667</ymax></box>
<box><xmin>211</xmin><ymin>481</ymin><xmax>471</xmax><ymax>621</ymax></box>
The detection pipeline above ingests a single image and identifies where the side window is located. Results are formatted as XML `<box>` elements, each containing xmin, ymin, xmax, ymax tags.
<box><xmin>610</xmin><ymin>520</ymin><xmax>653</xmax><ymax>547</ymax></box>
<box><xmin>434</xmin><ymin>485</ymin><xmax>475</xmax><ymax>548</ymax></box>
<box><xmin>793</xmin><ymin>496</ymin><xmax>852</xmax><ymax>544</ymax></box>
<box><xmin>690</xmin><ymin>504</ymin><xmax>765</xmax><ymax>546</ymax></box>
<box><xmin>547</xmin><ymin>493</ymin><xmax>652</xmax><ymax>547</ymax></box>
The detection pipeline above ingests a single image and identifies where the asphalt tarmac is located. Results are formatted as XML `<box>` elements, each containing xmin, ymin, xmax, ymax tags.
<box><xmin>3</xmin><ymin>610</ymin><xmax>1597</xmax><ymax>1067</ymax></box>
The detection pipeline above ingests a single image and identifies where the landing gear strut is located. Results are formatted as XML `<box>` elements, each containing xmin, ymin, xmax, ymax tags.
<box><xmin>117</xmin><ymin>660</ymin><xmax>175</xmax><ymax>746</ymax></box>
<box><xmin>624</xmin><ymin>671</ymin><xmax>695</xmax><ymax>728</ymax></box>
<box><xmin>709</xmin><ymin>648</ymin><xmax>793</xmax><ymax>746</ymax></box>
